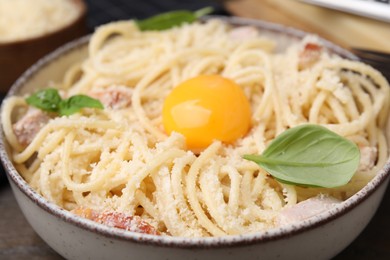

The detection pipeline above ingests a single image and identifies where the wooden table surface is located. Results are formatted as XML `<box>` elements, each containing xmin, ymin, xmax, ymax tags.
<box><xmin>225</xmin><ymin>0</ymin><xmax>390</xmax><ymax>52</ymax></box>
<box><xmin>0</xmin><ymin>181</ymin><xmax>61</xmax><ymax>260</ymax></box>
<box><xmin>1</xmin><ymin>0</ymin><xmax>390</xmax><ymax>259</ymax></box>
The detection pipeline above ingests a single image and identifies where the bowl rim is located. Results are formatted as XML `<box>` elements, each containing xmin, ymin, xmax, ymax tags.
<box><xmin>1</xmin><ymin>15</ymin><xmax>390</xmax><ymax>249</ymax></box>
<box><xmin>0</xmin><ymin>0</ymin><xmax>86</xmax><ymax>47</ymax></box>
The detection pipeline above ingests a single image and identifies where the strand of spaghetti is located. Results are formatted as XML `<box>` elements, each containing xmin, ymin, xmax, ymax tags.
<box><xmin>253</xmin><ymin>60</ymin><xmax>274</xmax><ymax>122</ymax></box>
<box><xmin>61</xmin><ymin>132</ymin><xmax>118</xmax><ymax>193</ymax></box>
<box><xmin>51</xmin><ymin>170</ymin><xmax>67</xmax><ymax>207</ymax></box>
<box><xmin>92</xmin><ymin>42</ymin><xmax>152</xmax><ymax>76</ymax></box>
<box><xmin>330</xmin><ymin>60</ymin><xmax>390</xmax><ymax>125</ymax></box>
<box><xmin>299</xmin><ymin>65</ymin><xmax>324</xmax><ymax>108</ymax></box>
<box><xmin>186</xmin><ymin>141</ymin><xmax>226</xmax><ymax>236</ymax></box>
<box><xmin>15</xmin><ymin>163</ymin><xmax>33</xmax><ymax>183</ymax></box>
<box><xmin>325</xmin><ymin>108</ymin><xmax>372</xmax><ymax>137</ymax></box>
<box><xmin>88</xmin><ymin>21</ymin><xmax>138</xmax><ymax>57</ymax></box>
<box><xmin>326</xmin><ymin>95</ymin><xmax>349</xmax><ymax>124</ymax></box>
<box><xmin>40</xmin><ymin>151</ymin><xmax>61</xmax><ymax>203</ymax></box>
<box><xmin>278</xmin><ymin>48</ymin><xmax>300</xmax><ymax>120</ymax></box>
<box><xmin>199</xmin><ymin>164</ymin><xmax>244</xmax><ymax>235</ymax></box>
<box><xmin>260</xmin><ymin>181</ymin><xmax>284</xmax><ymax>211</ymax></box>
<box><xmin>70</xmin><ymin>143</ymin><xmax>103</xmax><ymax>155</ymax></box>
<box><xmin>61</xmin><ymin>132</ymin><xmax>75</xmax><ymax>192</ymax></box>
<box><xmin>169</xmin><ymin>65</ymin><xmax>181</xmax><ymax>87</ymax></box>
<box><xmin>1</xmin><ymin>96</ymin><xmax>26</xmax><ymax>151</ymax></box>
<box><xmin>221</xmin><ymin>184</ymin><xmax>230</xmax><ymax>198</ymax></box>
<box><xmin>248</xmin><ymin>123</ymin><xmax>267</xmax><ymax>155</ymax></box>
<box><xmin>67</xmin><ymin>70</ymin><xmax>97</xmax><ymax>96</ymax></box>
<box><xmin>280</xmin><ymin>183</ymin><xmax>297</xmax><ymax>206</ymax></box>
<box><xmin>119</xmin><ymin>148</ymin><xmax>187</xmax><ymax>211</ymax></box>
<box><xmin>142</xmin><ymin>74</ymin><xmax>171</xmax><ymax>100</ymax></box>
<box><xmin>349</xmin><ymin>134</ymin><xmax>370</xmax><ymax>146</ymax></box>
<box><xmin>342</xmin><ymin>71</ymin><xmax>374</xmax><ymax>118</ymax></box>
<box><xmin>170</xmin><ymin>154</ymin><xmax>206</xmax><ymax>236</ymax></box>
<box><xmin>37</xmin><ymin>129</ymin><xmax>68</xmax><ymax>159</ymax></box>
<box><xmin>373</xmin><ymin>129</ymin><xmax>388</xmax><ymax>171</ymax></box>
<box><xmin>221</xmin><ymin>165</ymin><xmax>241</xmax><ymax>215</ymax></box>
<box><xmin>182</xmin><ymin>56</ymin><xmax>225</xmax><ymax>79</ymax></box>
<box><xmin>131</xmin><ymin>61</ymin><xmax>174</xmax><ymax>141</ymax></box>
<box><xmin>250</xmin><ymin>169</ymin><xmax>267</xmax><ymax>198</ymax></box>
<box><xmin>269</xmin><ymin>70</ymin><xmax>286</xmax><ymax>134</ymax></box>
<box><xmin>114</xmin><ymin>133</ymin><xmax>132</xmax><ymax>161</ymax></box>
<box><xmin>225</xmin><ymin>49</ymin><xmax>272</xmax><ymax>121</ymax></box>
<box><xmin>128</xmin><ymin>132</ymin><xmax>151</xmax><ymax>162</ymax></box>
<box><xmin>343</xmin><ymin>91</ymin><xmax>360</xmax><ymax>121</ymax></box>
<box><xmin>229</xmin><ymin>67</ymin><xmax>266</xmax><ymax>86</ymax></box>
<box><xmin>13</xmin><ymin>118</ymin><xmax>118</xmax><ymax>163</ymax></box>
<box><xmin>222</xmin><ymin>41</ymin><xmax>271</xmax><ymax>75</ymax></box>
<box><xmin>240</xmin><ymin>171</ymin><xmax>277</xmax><ymax>221</ymax></box>
<box><xmin>366</xmin><ymin>119</ymin><xmax>378</xmax><ymax>148</ymax></box>
<box><xmin>72</xmin><ymin>190</ymin><xmax>90</xmax><ymax>209</ymax></box>
<box><xmin>332</xmin><ymin>59</ymin><xmax>390</xmax><ymax>95</ymax></box>
<box><xmin>320</xmin><ymin>106</ymin><xmax>336</xmax><ymax>124</ymax></box>
<box><xmin>99</xmin><ymin>169</ymin><xmax>131</xmax><ymax>196</ymax></box>
<box><xmin>154</xmin><ymin>166</ymin><xmax>202</xmax><ymax>237</ymax></box>
<box><xmin>134</xmin><ymin>190</ymin><xmax>159</xmax><ymax>220</ymax></box>
<box><xmin>356</xmin><ymin>74</ymin><xmax>386</xmax><ymax>117</ymax></box>
<box><xmin>174</xmin><ymin>23</ymin><xmax>191</xmax><ymax>49</ymax></box>
<box><xmin>62</xmin><ymin>62</ymin><xmax>83</xmax><ymax>90</ymax></box>
<box><xmin>309</xmin><ymin>91</ymin><xmax>328</xmax><ymax>123</ymax></box>
<box><xmin>28</xmin><ymin>168</ymin><xmax>41</xmax><ymax>192</ymax></box>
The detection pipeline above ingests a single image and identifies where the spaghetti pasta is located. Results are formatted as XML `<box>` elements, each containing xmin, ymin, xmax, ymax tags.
<box><xmin>2</xmin><ymin>19</ymin><xmax>389</xmax><ymax>237</ymax></box>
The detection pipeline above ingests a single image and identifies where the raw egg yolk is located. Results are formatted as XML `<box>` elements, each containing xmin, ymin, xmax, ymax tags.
<box><xmin>162</xmin><ymin>75</ymin><xmax>251</xmax><ymax>150</ymax></box>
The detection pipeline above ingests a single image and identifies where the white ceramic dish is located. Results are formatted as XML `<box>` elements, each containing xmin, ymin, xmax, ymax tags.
<box><xmin>1</xmin><ymin>16</ymin><xmax>389</xmax><ymax>260</ymax></box>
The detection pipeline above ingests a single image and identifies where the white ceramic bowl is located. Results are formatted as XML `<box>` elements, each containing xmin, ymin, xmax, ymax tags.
<box><xmin>1</xmin><ymin>16</ymin><xmax>389</xmax><ymax>260</ymax></box>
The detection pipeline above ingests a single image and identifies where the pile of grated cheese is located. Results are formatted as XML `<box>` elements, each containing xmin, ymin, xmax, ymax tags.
<box><xmin>0</xmin><ymin>0</ymin><xmax>81</xmax><ymax>43</ymax></box>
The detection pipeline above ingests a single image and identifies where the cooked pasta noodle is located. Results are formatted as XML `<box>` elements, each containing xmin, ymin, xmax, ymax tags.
<box><xmin>2</xmin><ymin>19</ymin><xmax>389</xmax><ymax>237</ymax></box>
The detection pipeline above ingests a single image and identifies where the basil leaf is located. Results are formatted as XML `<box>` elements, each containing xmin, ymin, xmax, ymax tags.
<box><xmin>194</xmin><ymin>7</ymin><xmax>214</xmax><ymax>18</ymax></box>
<box><xmin>25</xmin><ymin>88</ymin><xmax>62</xmax><ymax>112</ymax></box>
<box><xmin>58</xmin><ymin>95</ymin><xmax>104</xmax><ymax>116</ymax></box>
<box><xmin>136</xmin><ymin>7</ymin><xmax>213</xmax><ymax>31</ymax></box>
<box><xmin>243</xmin><ymin>124</ymin><xmax>360</xmax><ymax>188</ymax></box>
<box><xmin>25</xmin><ymin>89</ymin><xmax>104</xmax><ymax>116</ymax></box>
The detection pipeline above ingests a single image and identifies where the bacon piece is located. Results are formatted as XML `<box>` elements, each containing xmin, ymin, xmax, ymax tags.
<box><xmin>358</xmin><ymin>146</ymin><xmax>377</xmax><ymax>171</ymax></box>
<box><xmin>298</xmin><ymin>42</ymin><xmax>322</xmax><ymax>70</ymax></box>
<box><xmin>72</xmin><ymin>208</ymin><xmax>160</xmax><ymax>235</ymax></box>
<box><xmin>230</xmin><ymin>26</ymin><xmax>259</xmax><ymax>41</ymax></box>
<box><xmin>277</xmin><ymin>195</ymin><xmax>340</xmax><ymax>226</ymax></box>
<box><xmin>13</xmin><ymin>108</ymin><xmax>50</xmax><ymax>146</ymax></box>
<box><xmin>89</xmin><ymin>85</ymin><xmax>133</xmax><ymax>109</ymax></box>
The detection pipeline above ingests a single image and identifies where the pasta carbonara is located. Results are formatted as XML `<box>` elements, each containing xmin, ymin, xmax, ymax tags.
<box><xmin>2</xmin><ymin>19</ymin><xmax>389</xmax><ymax>237</ymax></box>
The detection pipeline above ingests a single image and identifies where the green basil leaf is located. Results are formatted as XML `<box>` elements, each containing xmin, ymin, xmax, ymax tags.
<box><xmin>58</xmin><ymin>95</ymin><xmax>104</xmax><ymax>116</ymax></box>
<box><xmin>25</xmin><ymin>88</ymin><xmax>62</xmax><ymax>112</ymax></box>
<box><xmin>194</xmin><ymin>7</ymin><xmax>214</xmax><ymax>18</ymax></box>
<box><xmin>243</xmin><ymin>124</ymin><xmax>360</xmax><ymax>188</ymax></box>
<box><xmin>136</xmin><ymin>7</ymin><xmax>213</xmax><ymax>31</ymax></box>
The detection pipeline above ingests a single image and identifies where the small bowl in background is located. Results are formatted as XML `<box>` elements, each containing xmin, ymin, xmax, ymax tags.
<box><xmin>0</xmin><ymin>0</ymin><xmax>87</xmax><ymax>94</ymax></box>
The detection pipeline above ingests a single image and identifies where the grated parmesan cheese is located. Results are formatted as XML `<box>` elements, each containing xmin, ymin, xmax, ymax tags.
<box><xmin>0</xmin><ymin>0</ymin><xmax>81</xmax><ymax>42</ymax></box>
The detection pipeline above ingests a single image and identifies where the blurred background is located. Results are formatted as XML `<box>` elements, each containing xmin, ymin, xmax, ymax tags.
<box><xmin>83</xmin><ymin>0</ymin><xmax>390</xmax><ymax>53</ymax></box>
<box><xmin>0</xmin><ymin>0</ymin><xmax>389</xmax><ymax>259</ymax></box>
<box><xmin>84</xmin><ymin>0</ymin><xmax>228</xmax><ymax>28</ymax></box>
